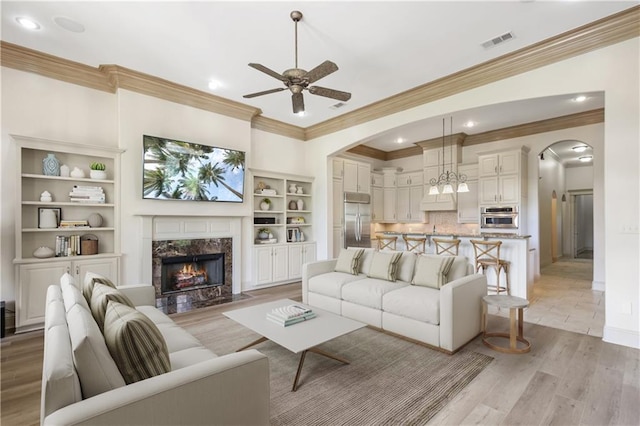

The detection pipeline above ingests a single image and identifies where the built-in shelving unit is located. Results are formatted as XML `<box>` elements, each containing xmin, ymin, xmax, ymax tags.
<box><xmin>12</xmin><ymin>135</ymin><xmax>123</xmax><ymax>332</ymax></box>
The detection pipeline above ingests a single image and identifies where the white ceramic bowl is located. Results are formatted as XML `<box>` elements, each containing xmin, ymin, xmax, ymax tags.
<box><xmin>33</xmin><ymin>246</ymin><xmax>55</xmax><ymax>258</ymax></box>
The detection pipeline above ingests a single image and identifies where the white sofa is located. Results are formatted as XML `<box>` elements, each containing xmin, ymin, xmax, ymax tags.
<box><xmin>302</xmin><ymin>248</ymin><xmax>487</xmax><ymax>353</ymax></box>
<box><xmin>41</xmin><ymin>273</ymin><xmax>270</xmax><ymax>426</ymax></box>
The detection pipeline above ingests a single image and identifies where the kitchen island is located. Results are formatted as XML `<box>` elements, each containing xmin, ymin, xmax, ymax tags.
<box><xmin>376</xmin><ymin>232</ymin><xmax>533</xmax><ymax>300</ymax></box>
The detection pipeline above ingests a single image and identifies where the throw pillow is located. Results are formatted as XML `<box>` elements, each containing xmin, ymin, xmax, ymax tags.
<box><xmin>103</xmin><ymin>301</ymin><xmax>171</xmax><ymax>384</ymax></box>
<box><xmin>90</xmin><ymin>283</ymin><xmax>134</xmax><ymax>331</ymax></box>
<box><xmin>334</xmin><ymin>248</ymin><xmax>365</xmax><ymax>275</ymax></box>
<box><xmin>82</xmin><ymin>272</ymin><xmax>116</xmax><ymax>304</ymax></box>
<box><xmin>66</xmin><ymin>304</ymin><xmax>126</xmax><ymax>397</ymax></box>
<box><xmin>412</xmin><ymin>255</ymin><xmax>456</xmax><ymax>289</ymax></box>
<box><xmin>367</xmin><ymin>251</ymin><xmax>403</xmax><ymax>281</ymax></box>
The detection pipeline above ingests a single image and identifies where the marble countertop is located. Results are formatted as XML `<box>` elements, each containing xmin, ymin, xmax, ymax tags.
<box><xmin>378</xmin><ymin>231</ymin><xmax>531</xmax><ymax>240</ymax></box>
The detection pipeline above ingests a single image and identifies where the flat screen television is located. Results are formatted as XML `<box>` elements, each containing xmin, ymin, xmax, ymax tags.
<box><xmin>143</xmin><ymin>135</ymin><xmax>245</xmax><ymax>202</ymax></box>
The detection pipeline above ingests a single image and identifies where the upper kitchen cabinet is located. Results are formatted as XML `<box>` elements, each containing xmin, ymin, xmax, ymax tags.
<box><xmin>396</xmin><ymin>170</ymin><xmax>425</xmax><ymax>223</ymax></box>
<box><xmin>343</xmin><ymin>159</ymin><xmax>371</xmax><ymax>194</ymax></box>
<box><xmin>457</xmin><ymin>163</ymin><xmax>479</xmax><ymax>223</ymax></box>
<box><xmin>477</xmin><ymin>147</ymin><xmax>529</xmax><ymax>206</ymax></box>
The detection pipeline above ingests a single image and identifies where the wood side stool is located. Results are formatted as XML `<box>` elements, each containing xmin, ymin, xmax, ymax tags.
<box><xmin>481</xmin><ymin>295</ymin><xmax>531</xmax><ymax>354</ymax></box>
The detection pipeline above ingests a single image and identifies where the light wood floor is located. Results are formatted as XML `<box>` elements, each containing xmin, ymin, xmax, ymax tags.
<box><xmin>2</xmin><ymin>271</ymin><xmax>639</xmax><ymax>426</ymax></box>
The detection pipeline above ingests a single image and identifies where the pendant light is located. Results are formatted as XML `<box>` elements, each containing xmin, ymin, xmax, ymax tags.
<box><xmin>428</xmin><ymin>117</ymin><xmax>469</xmax><ymax>195</ymax></box>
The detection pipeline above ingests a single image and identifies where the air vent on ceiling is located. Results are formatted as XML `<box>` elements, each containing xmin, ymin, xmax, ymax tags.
<box><xmin>482</xmin><ymin>31</ymin><xmax>515</xmax><ymax>49</ymax></box>
<box><xmin>330</xmin><ymin>102</ymin><xmax>347</xmax><ymax>110</ymax></box>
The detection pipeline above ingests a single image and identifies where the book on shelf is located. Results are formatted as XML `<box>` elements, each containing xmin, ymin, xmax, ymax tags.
<box><xmin>266</xmin><ymin>311</ymin><xmax>316</xmax><ymax>327</ymax></box>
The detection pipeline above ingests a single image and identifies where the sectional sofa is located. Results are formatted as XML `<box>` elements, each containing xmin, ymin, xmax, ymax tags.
<box><xmin>41</xmin><ymin>273</ymin><xmax>270</xmax><ymax>425</ymax></box>
<box><xmin>302</xmin><ymin>248</ymin><xmax>487</xmax><ymax>353</ymax></box>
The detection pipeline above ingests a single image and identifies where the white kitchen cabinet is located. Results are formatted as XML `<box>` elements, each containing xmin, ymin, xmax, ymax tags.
<box><xmin>15</xmin><ymin>256</ymin><xmax>119</xmax><ymax>332</ymax></box>
<box><xmin>396</xmin><ymin>185</ymin><xmax>425</xmax><ymax>222</ymax></box>
<box><xmin>372</xmin><ymin>186</ymin><xmax>384</xmax><ymax>222</ymax></box>
<box><xmin>383</xmin><ymin>187</ymin><xmax>397</xmax><ymax>222</ymax></box>
<box><xmin>371</xmin><ymin>171</ymin><xmax>384</xmax><ymax>188</ymax></box>
<box><xmin>333</xmin><ymin>178</ymin><xmax>343</xmax><ymax>227</ymax></box>
<box><xmin>343</xmin><ymin>160</ymin><xmax>371</xmax><ymax>194</ymax></box>
<box><xmin>254</xmin><ymin>245</ymin><xmax>288</xmax><ymax>286</ymax></box>
<box><xmin>420</xmin><ymin>141</ymin><xmax>461</xmax><ymax>211</ymax></box>
<box><xmin>457</xmin><ymin>164</ymin><xmax>479</xmax><ymax>223</ymax></box>
<box><xmin>396</xmin><ymin>170</ymin><xmax>423</xmax><ymax>187</ymax></box>
<box><xmin>287</xmin><ymin>243</ymin><xmax>317</xmax><ymax>279</ymax></box>
<box><xmin>477</xmin><ymin>148</ymin><xmax>528</xmax><ymax>206</ymax></box>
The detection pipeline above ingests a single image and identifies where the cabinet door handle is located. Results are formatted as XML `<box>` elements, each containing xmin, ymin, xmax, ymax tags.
<box><xmin>66</xmin><ymin>266</ymin><xmax>71</xmax><ymax>274</ymax></box>
<box><xmin>495</xmin><ymin>195</ymin><xmax>497</xmax><ymax>202</ymax></box>
<box><xmin>76</xmin><ymin>266</ymin><xmax>79</xmax><ymax>275</ymax></box>
<box><xmin>495</xmin><ymin>166</ymin><xmax>498</xmax><ymax>173</ymax></box>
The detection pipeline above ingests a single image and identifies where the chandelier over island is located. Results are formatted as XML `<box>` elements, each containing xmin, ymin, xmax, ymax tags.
<box><xmin>428</xmin><ymin>117</ymin><xmax>469</xmax><ymax>195</ymax></box>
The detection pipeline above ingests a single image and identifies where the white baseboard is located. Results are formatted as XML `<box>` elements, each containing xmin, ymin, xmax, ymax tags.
<box><xmin>603</xmin><ymin>325</ymin><xmax>640</xmax><ymax>349</ymax></box>
<box><xmin>592</xmin><ymin>280</ymin><xmax>605</xmax><ymax>291</ymax></box>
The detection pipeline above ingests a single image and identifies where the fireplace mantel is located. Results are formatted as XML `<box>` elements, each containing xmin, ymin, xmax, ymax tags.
<box><xmin>139</xmin><ymin>216</ymin><xmax>242</xmax><ymax>294</ymax></box>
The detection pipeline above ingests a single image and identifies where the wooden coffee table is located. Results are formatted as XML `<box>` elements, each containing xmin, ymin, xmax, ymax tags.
<box><xmin>223</xmin><ymin>299</ymin><xmax>365</xmax><ymax>391</ymax></box>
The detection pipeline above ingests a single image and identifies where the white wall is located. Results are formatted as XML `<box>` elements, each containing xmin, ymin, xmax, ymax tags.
<box><xmin>537</xmin><ymin>152</ymin><xmax>566</xmax><ymax>267</ymax></box>
<box><xmin>566</xmin><ymin>165</ymin><xmax>594</xmax><ymax>190</ymax></box>
<box><xmin>576</xmin><ymin>194</ymin><xmax>594</xmax><ymax>252</ymax></box>
<box><xmin>306</xmin><ymin>38</ymin><xmax>640</xmax><ymax>348</ymax></box>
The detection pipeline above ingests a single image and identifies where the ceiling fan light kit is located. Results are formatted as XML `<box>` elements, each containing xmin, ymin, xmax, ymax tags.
<box><xmin>243</xmin><ymin>10</ymin><xmax>351</xmax><ymax>114</ymax></box>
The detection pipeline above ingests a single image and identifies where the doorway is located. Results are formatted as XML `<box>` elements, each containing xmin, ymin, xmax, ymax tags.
<box><xmin>572</xmin><ymin>192</ymin><xmax>594</xmax><ymax>259</ymax></box>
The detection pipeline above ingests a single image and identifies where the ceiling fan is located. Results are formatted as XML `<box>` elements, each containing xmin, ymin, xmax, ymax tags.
<box><xmin>243</xmin><ymin>10</ymin><xmax>351</xmax><ymax>114</ymax></box>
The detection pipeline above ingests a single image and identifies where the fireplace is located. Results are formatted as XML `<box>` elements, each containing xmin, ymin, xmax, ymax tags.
<box><xmin>161</xmin><ymin>253</ymin><xmax>224</xmax><ymax>294</ymax></box>
<box><xmin>152</xmin><ymin>237</ymin><xmax>247</xmax><ymax>314</ymax></box>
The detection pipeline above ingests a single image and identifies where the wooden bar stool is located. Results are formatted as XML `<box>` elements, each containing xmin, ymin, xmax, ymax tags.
<box><xmin>470</xmin><ymin>239</ymin><xmax>510</xmax><ymax>295</ymax></box>
<box><xmin>376</xmin><ymin>235</ymin><xmax>397</xmax><ymax>251</ymax></box>
<box><xmin>403</xmin><ymin>236</ymin><xmax>427</xmax><ymax>254</ymax></box>
<box><xmin>433</xmin><ymin>238</ymin><xmax>461</xmax><ymax>256</ymax></box>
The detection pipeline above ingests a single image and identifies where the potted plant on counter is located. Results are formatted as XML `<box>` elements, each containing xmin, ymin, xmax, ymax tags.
<box><xmin>257</xmin><ymin>228</ymin><xmax>270</xmax><ymax>240</ymax></box>
<box><xmin>89</xmin><ymin>162</ymin><xmax>107</xmax><ymax>180</ymax></box>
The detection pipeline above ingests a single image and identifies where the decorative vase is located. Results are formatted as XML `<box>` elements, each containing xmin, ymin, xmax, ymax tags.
<box><xmin>258</xmin><ymin>232</ymin><xmax>269</xmax><ymax>240</ymax></box>
<box><xmin>260</xmin><ymin>201</ymin><xmax>270</xmax><ymax>211</ymax></box>
<box><xmin>288</xmin><ymin>200</ymin><xmax>297</xmax><ymax>210</ymax></box>
<box><xmin>297</xmin><ymin>199</ymin><xmax>304</xmax><ymax>210</ymax></box>
<box><xmin>60</xmin><ymin>164</ymin><xmax>70</xmax><ymax>177</ymax></box>
<box><xmin>70</xmin><ymin>167</ymin><xmax>85</xmax><ymax>178</ymax></box>
<box><xmin>87</xmin><ymin>213</ymin><xmax>103</xmax><ymax>228</ymax></box>
<box><xmin>296</xmin><ymin>187</ymin><xmax>304</xmax><ymax>194</ymax></box>
<box><xmin>288</xmin><ymin>184</ymin><xmax>297</xmax><ymax>194</ymax></box>
<box><xmin>40</xmin><ymin>191</ymin><xmax>52</xmax><ymax>202</ymax></box>
<box><xmin>33</xmin><ymin>246</ymin><xmax>55</xmax><ymax>258</ymax></box>
<box><xmin>90</xmin><ymin>170</ymin><xmax>107</xmax><ymax>180</ymax></box>
<box><xmin>42</xmin><ymin>153</ymin><xmax>60</xmax><ymax>176</ymax></box>
<box><xmin>299</xmin><ymin>231</ymin><xmax>305</xmax><ymax>242</ymax></box>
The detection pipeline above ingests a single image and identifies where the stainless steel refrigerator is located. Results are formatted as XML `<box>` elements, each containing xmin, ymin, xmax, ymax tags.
<box><xmin>343</xmin><ymin>192</ymin><xmax>371</xmax><ymax>248</ymax></box>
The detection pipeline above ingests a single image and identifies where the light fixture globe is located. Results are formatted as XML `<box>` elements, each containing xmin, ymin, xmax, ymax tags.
<box><xmin>427</xmin><ymin>117</ymin><xmax>469</xmax><ymax>195</ymax></box>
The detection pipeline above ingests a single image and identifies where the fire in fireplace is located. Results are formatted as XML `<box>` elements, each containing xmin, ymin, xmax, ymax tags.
<box><xmin>161</xmin><ymin>253</ymin><xmax>224</xmax><ymax>294</ymax></box>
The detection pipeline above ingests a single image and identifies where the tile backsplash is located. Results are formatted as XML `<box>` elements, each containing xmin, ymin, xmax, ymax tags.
<box><xmin>372</xmin><ymin>211</ymin><xmax>480</xmax><ymax>235</ymax></box>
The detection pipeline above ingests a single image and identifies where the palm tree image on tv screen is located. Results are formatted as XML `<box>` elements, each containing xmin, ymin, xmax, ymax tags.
<box><xmin>143</xmin><ymin>135</ymin><xmax>245</xmax><ymax>202</ymax></box>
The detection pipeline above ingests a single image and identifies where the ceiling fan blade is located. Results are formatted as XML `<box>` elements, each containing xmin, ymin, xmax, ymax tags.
<box><xmin>292</xmin><ymin>92</ymin><xmax>305</xmax><ymax>114</ymax></box>
<box><xmin>248</xmin><ymin>63</ymin><xmax>287</xmax><ymax>82</ymax></box>
<box><xmin>243</xmin><ymin>87</ymin><xmax>286</xmax><ymax>98</ymax></box>
<box><xmin>308</xmin><ymin>85</ymin><xmax>352</xmax><ymax>102</ymax></box>
<box><xmin>305</xmin><ymin>60</ymin><xmax>339</xmax><ymax>84</ymax></box>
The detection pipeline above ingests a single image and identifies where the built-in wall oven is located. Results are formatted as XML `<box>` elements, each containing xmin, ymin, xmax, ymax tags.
<box><xmin>480</xmin><ymin>206</ymin><xmax>519</xmax><ymax>229</ymax></box>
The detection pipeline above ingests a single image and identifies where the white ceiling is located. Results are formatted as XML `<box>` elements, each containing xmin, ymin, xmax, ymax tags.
<box><xmin>1</xmin><ymin>1</ymin><xmax>634</xmax><ymax>160</ymax></box>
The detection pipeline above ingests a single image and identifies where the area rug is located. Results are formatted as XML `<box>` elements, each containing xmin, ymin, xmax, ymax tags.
<box><xmin>183</xmin><ymin>318</ymin><xmax>493</xmax><ymax>425</ymax></box>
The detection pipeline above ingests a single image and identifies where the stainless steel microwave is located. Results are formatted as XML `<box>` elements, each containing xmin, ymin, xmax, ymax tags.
<box><xmin>480</xmin><ymin>206</ymin><xmax>518</xmax><ymax>229</ymax></box>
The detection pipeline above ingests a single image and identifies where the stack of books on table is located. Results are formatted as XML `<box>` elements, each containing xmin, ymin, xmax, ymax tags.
<box><xmin>69</xmin><ymin>185</ymin><xmax>106</xmax><ymax>203</ymax></box>
<box><xmin>266</xmin><ymin>304</ymin><xmax>315</xmax><ymax>326</ymax></box>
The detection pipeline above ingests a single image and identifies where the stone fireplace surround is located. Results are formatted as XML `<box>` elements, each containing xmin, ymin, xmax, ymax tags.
<box><xmin>140</xmin><ymin>216</ymin><xmax>246</xmax><ymax>314</ymax></box>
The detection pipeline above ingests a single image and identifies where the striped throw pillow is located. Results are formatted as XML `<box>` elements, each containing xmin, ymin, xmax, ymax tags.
<box><xmin>90</xmin><ymin>283</ymin><xmax>134</xmax><ymax>331</ymax></box>
<box><xmin>103</xmin><ymin>301</ymin><xmax>171</xmax><ymax>384</ymax></box>
<box><xmin>334</xmin><ymin>248</ymin><xmax>365</xmax><ymax>275</ymax></box>
<box><xmin>412</xmin><ymin>255</ymin><xmax>456</xmax><ymax>289</ymax></box>
<box><xmin>82</xmin><ymin>272</ymin><xmax>116</xmax><ymax>304</ymax></box>
<box><xmin>367</xmin><ymin>251</ymin><xmax>403</xmax><ymax>281</ymax></box>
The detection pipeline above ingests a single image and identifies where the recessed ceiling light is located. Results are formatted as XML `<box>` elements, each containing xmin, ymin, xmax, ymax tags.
<box><xmin>572</xmin><ymin>145</ymin><xmax>588</xmax><ymax>152</ymax></box>
<box><xmin>207</xmin><ymin>80</ymin><xmax>221</xmax><ymax>90</ymax></box>
<box><xmin>54</xmin><ymin>16</ymin><xmax>85</xmax><ymax>33</ymax></box>
<box><xmin>463</xmin><ymin>121</ymin><xmax>476</xmax><ymax>128</ymax></box>
<box><xmin>395</xmin><ymin>138</ymin><xmax>404</xmax><ymax>144</ymax></box>
<box><xmin>573</xmin><ymin>95</ymin><xmax>587</xmax><ymax>102</ymax></box>
<box><xmin>579</xmin><ymin>155</ymin><xmax>593</xmax><ymax>162</ymax></box>
<box><xmin>296</xmin><ymin>111</ymin><xmax>305</xmax><ymax>117</ymax></box>
<box><xmin>16</xmin><ymin>17</ymin><xmax>40</xmax><ymax>30</ymax></box>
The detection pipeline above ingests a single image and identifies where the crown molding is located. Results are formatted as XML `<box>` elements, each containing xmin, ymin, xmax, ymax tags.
<box><xmin>346</xmin><ymin>145</ymin><xmax>388</xmax><ymax>161</ymax></box>
<box><xmin>305</xmin><ymin>6</ymin><xmax>639</xmax><ymax>141</ymax></box>
<box><xmin>0</xmin><ymin>6</ymin><xmax>636</xmax><ymax>140</ymax></box>
<box><xmin>251</xmin><ymin>115</ymin><xmax>306</xmax><ymax>140</ymax></box>
<box><xmin>463</xmin><ymin>108</ymin><xmax>604</xmax><ymax>146</ymax></box>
